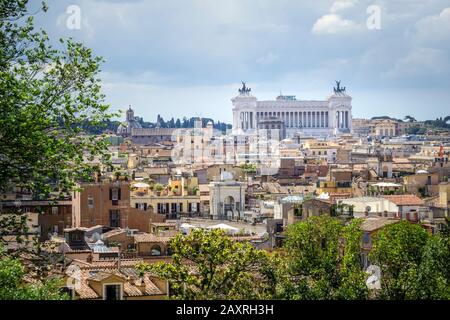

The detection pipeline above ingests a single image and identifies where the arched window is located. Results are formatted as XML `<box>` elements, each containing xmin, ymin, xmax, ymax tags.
<box><xmin>150</xmin><ymin>245</ymin><xmax>162</xmax><ymax>256</ymax></box>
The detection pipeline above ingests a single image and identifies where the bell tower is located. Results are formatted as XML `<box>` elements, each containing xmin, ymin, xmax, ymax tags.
<box><xmin>126</xmin><ymin>105</ymin><xmax>134</xmax><ymax>122</ymax></box>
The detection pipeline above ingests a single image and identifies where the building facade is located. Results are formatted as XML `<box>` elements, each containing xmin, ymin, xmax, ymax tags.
<box><xmin>232</xmin><ymin>82</ymin><xmax>352</xmax><ymax>138</ymax></box>
<box><xmin>72</xmin><ymin>182</ymin><xmax>163</xmax><ymax>232</ymax></box>
<box><xmin>209</xmin><ymin>181</ymin><xmax>245</xmax><ymax>220</ymax></box>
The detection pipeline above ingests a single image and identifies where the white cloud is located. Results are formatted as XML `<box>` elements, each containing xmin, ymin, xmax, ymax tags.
<box><xmin>413</xmin><ymin>7</ymin><xmax>450</xmax><ymax>48</ymax></box>
<box><xmin>34</xmin><ymin>0</ymin><xmax>450</xmax><ymax>120</ymax></box>
<box><xmin>311</xmin><ymin>14</ymin><xmax>360</xmax><ymax>34</ymax></box>
<box><xmin>330</xmin><ymin>0</ymin><xmax>358</xmax><ymax>13</ymax></box>
<box><xmin>311</xmin><ymin>0</ymin><xmax>363</xmax><ymax>35</ymax></box>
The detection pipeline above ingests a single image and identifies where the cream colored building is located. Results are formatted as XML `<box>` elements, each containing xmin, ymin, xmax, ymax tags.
<box><xmin>372</xmin><ymin>119</ymin><xmax>398</xmax><ymax>137</ymax></box>
<box><xmin>209</xmin><ymin>181</ymin><xmax>245</xmax><ymax>220</ymax></box>
<box><xmin>131</xmin><ymin>194</ymin><xmax>201</xmax><ymax>219</ymax></box>
<box><xmin>232</xmin><ymin>82</ymin><xmax>353</xmax><ymax>137</ymax></box>
<box><xmin>341</xmin><ymin>197</ymin><xmax>398</xmax><ymax>218</ymax></box>
<box><xmin>303</xmin><ymin>140</ymin><xmax>339</xmax><ymax>163</ymax></box>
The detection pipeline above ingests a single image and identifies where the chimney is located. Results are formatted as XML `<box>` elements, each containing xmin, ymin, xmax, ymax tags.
<box><xmin>117</xmin><ymin>244</ymin><xmax>122</xmax><ymax>272</ymax></box>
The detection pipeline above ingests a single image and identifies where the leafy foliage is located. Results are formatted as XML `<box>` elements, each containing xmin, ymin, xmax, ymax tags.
<box><xmin>240</xmin><ymin>163</ymin><xmax>257</xmax><ymax>174</ymax></box>
<box><xmin>0</xmin><ymin>245</ymin><xmax>68</xmax><ymax>300</ymax></box>
<box><xmin>370</xmin><ymin>221</ymin><xmax>450</xmax><ymax>299</ymax></box>
<box><xmin>1</xmin><ymin>0</ymin><xmax>114</xmax><ymax>299</ymax></box>
<box><xmin>137</xmin><ymin>229</ymin><xmax>278</xmax><ymax>300</ymax></box>
<box><xmin>0</xmin><ymin>0</ymin><xmax>116</xmax><ymax>198</ymax></box>
<box><xmin>277</xmin><ymin>216</ymin><xmax>368</xmax><ymax>300</ymax></box>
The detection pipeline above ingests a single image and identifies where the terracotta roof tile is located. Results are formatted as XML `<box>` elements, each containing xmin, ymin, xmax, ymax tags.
<box><xmin>76</xmin><ymin>280</ymin><xmax>99</xmax><ymax>299</ymax></box>
<box><xmin>361</xmin><ymin>217</ymin><xmax>400</xmax><ymax>232</ymax></box>
<box><xmin>134</xmin><ymin>234</ymin><xmax>173</xmax><ymax>243</ymax></box>
<box><xmin>67</xmin><ymin>263</ymin><xmax>165</xmax><ymax>300</ymax></box>
<box><xmin>382</xmin><ymin>195</ymin><xmax>425</xmax><ymax>206</ymax></box>
<box><xmin>143</xmin><ymin>275</ymin><xmax>163</xmax><ymax>295</ymax></box>
<box><xmin>124</xmin><ymin>282</ymin><xmax>144</xmax><ymax>297</ymax></box>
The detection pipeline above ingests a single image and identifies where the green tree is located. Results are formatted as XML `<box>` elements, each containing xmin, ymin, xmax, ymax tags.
<box><xmin>369</xmin><ymin>221</ymin><xmax>431</xmax><ymax>299</ymax></box>
<box><xmin>1</xmin><ymin>0</ymin><xmax>116</xmax><ymax>198</ymax></box>
<box><xmin>409</xmin><ymin>235</ymin><xmax>450</xmax><ymax>299</ymax></box>
<box><xmin>0</xmin><ymin>245</ymin><xmax>68</xmax><ymax>300</ymax></box>
<box><xmin>137</xmin><ymin>229</ymin><xmax>277</xmax><ymax>300</ymax></box>
<box><xmin>337</xmin><ymin>219</ymin><xmax>368</xmax><ymax>299</ymax></box>
<box><xmin>278</xmin><ymin>216</ymin><xmax>368</xmax><ymax>300</ymax></box>
<box><xmin>0</xmin><ymin>0</ymin><xmax>115</xmax><ymax>299</ymax></box>
<box><xmin>153</xmin><ymin>183</ymin><xmax>164</xmax><ymax>193</ymax></box>
<box><xmin>404</xmin><ymin>115</ymin><xmax>416</xmax><ymax>123</ymax></box>
<box><xmin>240</xmin><ymin>163</ymin><xmax>257</xmax><ymax>175</ymax></box>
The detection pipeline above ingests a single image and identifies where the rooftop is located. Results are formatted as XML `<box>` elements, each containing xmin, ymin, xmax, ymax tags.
<box><xmin>361</xmin><ymin>217</ymin><xmax>400</xmax><ymax>232</ymax></box>
<box><xmin>382</xmin><ymin>195</ymin><xmax>425</xmax><ymax>206</ymax></box>
<box><xmin>134</xmin><ymin>233</ymin><xmax>173</xmax><ymax>243</ymax></box>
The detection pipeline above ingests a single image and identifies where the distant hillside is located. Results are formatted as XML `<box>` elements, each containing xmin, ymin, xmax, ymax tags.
<box><xmin>147</xmin><ymin>115</ymin><xmax>231</xmax><ymax>133</ymax></box>
<box><xmin>370</xmin><ymin>116</ymin><xmax>403</xmax><ymax>122</ymax></box>
<box><xmin>80</xmin><ymin>115</ymin><xmax>232</xmax><ymax>135</ymax></box>
<box><xmin>370</xmin><ymin>115</ymin><xmax>450</xmax><ymax>133</ymax></box>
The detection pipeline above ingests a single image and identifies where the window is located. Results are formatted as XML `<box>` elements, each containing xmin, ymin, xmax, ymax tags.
<box><xmin>151</xmin><ymin>245</ymin><xmax>162</xmax><ymax>256</ymax></box>
<box><xmin>110</xmin><ymin>188</ymin><xmax>121</xmax><ymax>205</ymax></box>
<box><xmin>363</xmin><ymin>233</ymin><xmax>370</xmax><ymax>244</ymax></box>
<box><xmin>136</xmin><ymin>203</ymin><xmax>147</xmax><ymax>211</ymax></box>
<box><xmin>87</xmin><ymin>196</ymin><xmax>94</xmax><ymax>209</ymax></box>
<box><xmin>70</xmin><ymin>232</ymin><xmax>81</xmax><ymax>242</ymax></box>
<box><xmin>104</xmin><ymin>284</ymin><xmax>122</xmax><ymax>300</ymax></box>
<box><xmin>111</xmin><ymin>189</ymin><xmax>119</xmax><ymax>201</ymax></box>
<box><xmin>109</xmin><ymin>210</ymin><xmax>120</xmax><ymax>228</ymax></box>
<box><xmin>51</xmin><ymin>207</ymin><xmax>58</xmax><ymax>215</ymax></box>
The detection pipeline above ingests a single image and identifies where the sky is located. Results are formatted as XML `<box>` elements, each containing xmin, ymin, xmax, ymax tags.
<box><xmin>32</xmin><ymin>0</ymin><xmax>450</xmax><ymax>123</ymax></box>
